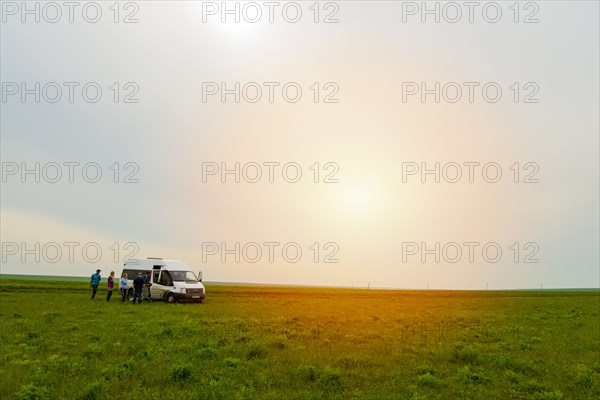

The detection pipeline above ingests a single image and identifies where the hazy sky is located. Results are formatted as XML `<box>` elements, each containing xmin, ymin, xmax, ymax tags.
<box><xmin>1</xmin><ymin>1</ymin><xmax>598</xmax><ymax>289</ymax></box>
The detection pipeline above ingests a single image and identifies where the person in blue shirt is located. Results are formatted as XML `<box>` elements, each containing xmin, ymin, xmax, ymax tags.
<box><xmin>120</xmin><ymin>273</ymin><xmax>129</xmax><ymax>302</ymax></box>
<box><xmin>90</xmin><ymin>269</ymin><xmax>101</xmax><ymax>299</ymax></box>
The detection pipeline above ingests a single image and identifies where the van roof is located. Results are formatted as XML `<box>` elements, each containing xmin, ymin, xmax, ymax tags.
<box><xmin>124</xmin><ymin>258</ymin><xmax>185</xmax><ymax>264</ymax></box>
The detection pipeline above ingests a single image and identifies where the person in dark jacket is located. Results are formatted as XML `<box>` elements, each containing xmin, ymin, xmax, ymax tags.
<box><xmin>90</xmin><ymin>269</ymin><xmax>101</xmax><ymax>299</ymax></box>
<box><xmin>132</xmin><ymin>272</ymin><xmax>144</xmax><ymax>304</ymax></box>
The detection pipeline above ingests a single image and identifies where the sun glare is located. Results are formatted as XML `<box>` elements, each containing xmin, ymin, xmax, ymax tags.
<box><xmin>193</xmin><ymin>2</ymin><xmax>267</xmax><ymax>36</ymax></box>
<box><xmin>336</xmin><ymin>180</ymin><xmax>382</xmax><ymax>217</ymax></box>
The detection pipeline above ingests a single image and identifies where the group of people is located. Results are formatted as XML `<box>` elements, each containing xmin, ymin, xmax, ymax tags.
<box><xmin>90</xmin><ymin>269</ymin><xmax>152</xmax><ymax>304</ymax></box>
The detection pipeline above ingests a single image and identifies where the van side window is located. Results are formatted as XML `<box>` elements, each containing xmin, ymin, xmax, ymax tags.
<box><xmin>122</xmin><ymin>269</ymin><xmax>136</xmax><ymax>279</ymax></box>
<box><xmin>159</xmin><ymin>271</ymin><xmax>172</xmax><ymax>286</ymax></box>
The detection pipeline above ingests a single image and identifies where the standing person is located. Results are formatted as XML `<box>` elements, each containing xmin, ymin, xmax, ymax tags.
<box><xmin>90</xmin><ymin>269</ymin><xmax>101</xmax><ymax>299</ymax></box>
<box><xmin>143</xmin><ymin>272</ymin><xmax>152</xmax><ymax>301</ymax></box>
<box><xmin>106</xmin><ymin>271</ymin><xmax>115</xmax><ymax>302</ymax></box>
<box><xmin>133</xmin><ymin>272</ymin><xmax>144</xmax><ymax>304</ymax></box>
<box><xmin>120</xmin><ymin>273</ymin><xmax>129</xmax><ymax>302</ymax></box>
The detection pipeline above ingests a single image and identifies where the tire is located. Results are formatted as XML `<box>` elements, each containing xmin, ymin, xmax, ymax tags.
<box><xmin>166</xmin><ymin>293</ymin><xmax>176</xmax><ymax>303</ymax></box>
<box><xmin>127</xmin><ymin>288</ymin><xmax>133</xmax><ymax>301</ymax></box>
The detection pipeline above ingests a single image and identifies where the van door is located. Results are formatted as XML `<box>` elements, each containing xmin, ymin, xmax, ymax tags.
<box><xmin>151</xmin><ymin>268</ymin><xmax>165</xmax><ymax>299</ymax></box>
<box><xmin>153</xmin><ymin>270</ymin><xmax>173</xmax><ymax>300</ymax></box>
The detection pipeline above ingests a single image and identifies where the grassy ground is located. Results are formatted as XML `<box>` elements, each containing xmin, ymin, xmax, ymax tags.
<box><xmin>0</xmin><ymin>278</ymin><xmax>598</xmax><ymax>400</ymax></box>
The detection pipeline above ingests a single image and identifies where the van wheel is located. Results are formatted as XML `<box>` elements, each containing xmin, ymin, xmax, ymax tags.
<box><xmin>166</xmin><ymin>293</ymin><xmax>176</xmax><ymax>303</ymax></box>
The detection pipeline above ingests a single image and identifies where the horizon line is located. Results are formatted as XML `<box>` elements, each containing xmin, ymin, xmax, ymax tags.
<box><xmin>0</xmin><ymin>273</ymin><xmax>598</xmax><ymax>292</ymax></box>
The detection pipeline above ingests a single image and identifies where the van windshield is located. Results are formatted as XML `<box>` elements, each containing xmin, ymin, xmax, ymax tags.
<box><xmin>170</xmin><ymin>271</ymin><xmax>198</xmax><ymax>283</ymax></box>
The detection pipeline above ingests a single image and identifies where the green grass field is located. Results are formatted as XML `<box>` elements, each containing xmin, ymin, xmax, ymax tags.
<box><xmin>1</xmin><ymin>278</ymin><xmax>598</xmax><ymax>400</ymax></box>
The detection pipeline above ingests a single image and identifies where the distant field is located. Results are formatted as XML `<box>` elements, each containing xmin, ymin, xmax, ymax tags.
<box><xmin>0</xmin><ymin>278</ymin><xmax>598</xmax><ymax>400</ymax></box>
<box><xmin>0</xmin><ymin>274</ymin><xmax>89</xmax><ymax>281</ymax></box>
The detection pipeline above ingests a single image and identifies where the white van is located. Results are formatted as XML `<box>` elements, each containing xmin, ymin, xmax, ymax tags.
<box><xmin>121</xmin><ymin>258</ymin><xmax>205</xmax><ymax>303</ymax></box>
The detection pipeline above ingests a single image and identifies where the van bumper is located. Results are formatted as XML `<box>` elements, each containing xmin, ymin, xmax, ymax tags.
<box><xmin>173</xmin><ymin>292</ymin><xmax>205</xmax><ymax>302</ymax></box>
